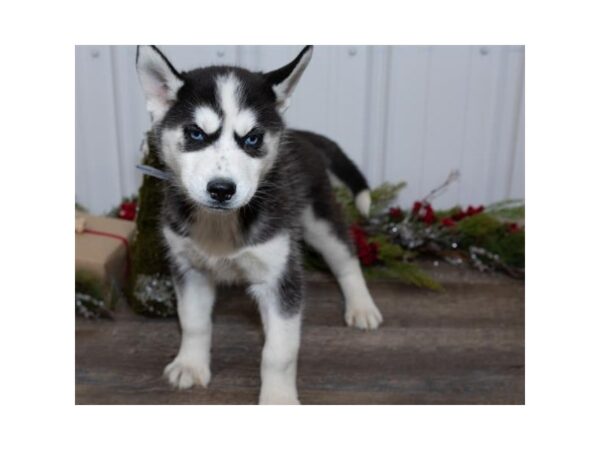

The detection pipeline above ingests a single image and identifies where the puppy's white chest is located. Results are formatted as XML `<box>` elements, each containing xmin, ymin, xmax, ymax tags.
<box><xmin>164</xmin><ymin>227</ymin><xmax>290</xmax><ymax>285</ymax></box>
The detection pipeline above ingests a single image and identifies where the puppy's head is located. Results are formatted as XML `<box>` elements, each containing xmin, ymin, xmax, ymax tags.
<box><xmin>136</xmin><ymin>45</ymin><xmax>313</xmax><ymax>211</ymax></box>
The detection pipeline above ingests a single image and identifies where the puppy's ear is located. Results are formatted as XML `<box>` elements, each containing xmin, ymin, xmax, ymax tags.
<box><xmin>264</xmin><ymin>45</ymin><xmax>313</xmax><ymax>112</ymax></box>
<box><xmin>136</xmin><ymin>45</ymin><xmax>183</xmax><ymax>123</ymax></box>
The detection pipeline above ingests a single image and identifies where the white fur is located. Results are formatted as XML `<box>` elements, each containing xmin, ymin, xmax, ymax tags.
<box><xmin>327</xmin><ymin>170</ymin><xmax>343</xmax><ymax>188</ymax></box>
<box><xmin>217</xmin><ymin>73</ymin><xmax>241</xmax><ymax>120</ymax></box>
<box><xmin>257</xmin><ymin>131</ymin><xmax>281</xmax><ymax>177</ymax></box>
<box><xmin>301</xmin><ymin>207</ymin><xmax>383</xmax><ymax>330</ymax></box>
<box><xmin>241</xmin><ymin>231</ymin><xmax>299</xmax><ymax>404</ymax></box>
<box><xmin>164</xmin><ymin>270</ymin><xmax>215</xmax><ymax>389</ymax></box>
<box><xmin>355</xmin><ymin>189</ymin><xmax>372</xmax><ymax>218</ymax></box>
<box><xmin>256</xmin><ymin>299</ymin><xmax>301</xmax><ymax>405</ymax></box>
<box><xmin>163</xmin><ymin>226</ymin><xmax>290</xmax><ymax>286</ymax></box>
<box><xmin>194</xmin><ymin>106</ymin><xmax>221</xmax><ymax>134</ymax></box>
<box><xmin>217</xmin><ymin>74</ymin><xmax>258</xmax><ymax>137</ymax></box>
<box><xmin>238</xmin><ymin>233</ymin><xmax>291</xmax><ymax>285</ymax></box>
<box><xmin>161</xmin><ymin>127</ymin><xmax>185</xmax><ymax>173</ymax></box>
<box><xmin>136</xmin><ymin>46</ymin><xmax>183</xmax><ymax>123</ymax></box>
<box><xmin>233</xmin><ymin>109</ymin><xmax>257</xmax><ymax>137</ymax></box>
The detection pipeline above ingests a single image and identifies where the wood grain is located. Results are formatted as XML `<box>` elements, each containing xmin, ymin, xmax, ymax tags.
<box><xmin>76</xmin><ymin>264</ymin><xmax>524</xmax><ymax>405</ymax></box>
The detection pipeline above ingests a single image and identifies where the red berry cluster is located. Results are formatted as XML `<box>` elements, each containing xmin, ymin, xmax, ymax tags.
<box><xmin>506</xmin><ymin>222</ymin><xmax>522</xmax><ymax>233</ymax></box>
<box><xmin>350</xmin><ymin>224</ymin><xmax>380</xmax><ymax>266</ymax></box>
<box><xmin>118</xmin><ymin>201</ymin><xmax>137</xmax><ymax>221</ymax></box>
<box><xmin>388</xmin><ymin>207</ymin><xmax>403</xmax><ymax>221</ymax></box>
<box><xmin>411</xmin><ymin>201</ymin><xmax>438</xmax><ymax>225</ymax></box>
<box><xmin>451</xmin><ymin>205</ymin><xmax>485</xmax><ymax>221</ymax></box>
<box><xmin>443</xmin><ymin>205</ymin><xmax>485</xmax><ymax>227</ymax></box>
<box><xmin>407</xmin><ymin>202</ymin><xmax>486</xmax><ymax>228</ymax></box>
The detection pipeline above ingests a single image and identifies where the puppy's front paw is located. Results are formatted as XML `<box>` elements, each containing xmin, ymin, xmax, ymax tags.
<box><xmin>259</xmin><ymin>388</ymin><xmax>300</xmax><ymax>405</ymax></box>
<box><xmin>164</xmin><ymin>356</ymin><xmax>211</xmax><ymax>389</ymax></box>
<box><xmin>345</xmin><ymin>301</ymin><xmax>383</xmax><ymax>330</ymax></box>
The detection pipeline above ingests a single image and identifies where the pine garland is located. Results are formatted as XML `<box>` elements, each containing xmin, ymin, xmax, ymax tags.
<box><xmin>75</xmin><ymin>271</ymin><xmax>116</xmax><ymax>319</ymax></box>
<box><xmin>125</xmin><ymin>135</ymin><xmax>177</xmax><ymax>317</ymax></box>
<box><xmin>312</xmin><ymin>175</ymin><xmax>525</xmax><ymax>286</ymax></box>
<box><xmin>306</xmin><ymin>181</ymin><xmax>443</xmax><ymax>290</ymax></box>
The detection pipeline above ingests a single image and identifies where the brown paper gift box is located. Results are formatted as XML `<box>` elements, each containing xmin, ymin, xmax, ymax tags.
<box><xmin>75</xmin><ymin>212</ymin><xmax>137</xmax><ymax>286</ymax></box>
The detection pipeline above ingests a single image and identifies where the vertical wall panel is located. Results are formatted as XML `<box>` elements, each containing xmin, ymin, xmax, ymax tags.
<box><xmin>383</xmin><ymin>46</ymin><xmax>432</xmax><ymax>206</ymax></box>
<box><xmin>75</xmin><ymin>48</ymin><xmax>91</xmax><ymax>209</ymax></box>
<box><xmin>76</xmin><ymin>45</ymin><xmax>525</xmax><ymax>214</ymax></box>
<box><xmin>75</xmin><ymin>45</ymin><xmax>123</xmax><ymax>213</ymax></box>
<box><xmin>363</xmin><ymin>46</ymin><xmax>391</xmax><ymax>186</ymax></box>
<box><xmin>509</xmin><ymin>78</ymin><xmax>525</xmax><ymax>200</ymax></box>
<box><xmin>486</xmin><ymin>46</ymin><xmax>525</xmax><ymax>204</ymax></box>
<box><xmin>322</xmin><ymin>46</ymin><xmax>370</xmax><ymax>165</ymax></box>
<box><xmin>110</xmin><ymin>46</ymin><xmax>148</xmax><ymax>198</ymax></box>
<box><xmin>420</xmin><ymin>46</ymin><xmax>472</xmax><ymax>206</ymax></box>
<box><xmin>458</xmin><ymin>46</ymin><xmax>502</xmax><ymax>206</ymax></box>
<box><xmin>237</xmin><ymin>45</ymin><xmax>261</xmax><ymax>71</ymax></box>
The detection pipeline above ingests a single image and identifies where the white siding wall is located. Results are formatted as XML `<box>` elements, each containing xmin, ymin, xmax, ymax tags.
<box><xmin>75</xmin><ymin>45</ymin><xmax>524</xmax><ymax>214</ymax></box>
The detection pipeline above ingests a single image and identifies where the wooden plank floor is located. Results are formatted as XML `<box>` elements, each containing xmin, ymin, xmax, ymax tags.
<box><xmin>76</xmin><ymin>263</ymin><xmax>524</xmax><ymax>404</ymax></box>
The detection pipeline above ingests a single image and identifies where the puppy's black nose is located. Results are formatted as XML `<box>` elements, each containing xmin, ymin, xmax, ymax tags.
<box><xmin>207</xmin><ymin>178</ymin><xmax>236</xmax><ymax>203</ymax></box>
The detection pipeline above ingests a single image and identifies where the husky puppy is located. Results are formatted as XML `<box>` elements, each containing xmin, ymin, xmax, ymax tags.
<box><xmin>136</xmin><ymin>45</ymin><xmax>383</xmax><ymax>404</ymax></box>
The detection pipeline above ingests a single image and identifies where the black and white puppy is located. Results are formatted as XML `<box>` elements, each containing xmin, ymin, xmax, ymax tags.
<box><xmin>136</xmin><ymin>45</ymin><xmax>383</xmax><ymax>404</ymax></box>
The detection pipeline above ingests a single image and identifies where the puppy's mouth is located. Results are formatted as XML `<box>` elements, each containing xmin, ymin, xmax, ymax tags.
<box><xmin>206</xmin><ymin>204</ymin><xmax>233</xmax><ymax>212</ymax></box>
<box><xmin>201</xmin><ymin>201</ymin><xmax>240</xmax><ymax>213</ymax></box>
<box><xmin>185</xmin><ymin>186</ymin><xmax>256</xmax><ymax>212</ymax></box>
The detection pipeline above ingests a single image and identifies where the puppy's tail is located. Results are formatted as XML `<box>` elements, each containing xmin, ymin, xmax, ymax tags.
<box><xmin>329</xmin><ymin>153</ymin><xmax>371</xmax><ymax>218</ymax></box>
<box><xmin>290</xmin><ymin>130</ymin><xmax>371</xmax><ymax>217</ymax></box>
<box><xmin>317</xmin><ymin>139</ymin><xmax>371</xmax><ymax>218</ymax></box>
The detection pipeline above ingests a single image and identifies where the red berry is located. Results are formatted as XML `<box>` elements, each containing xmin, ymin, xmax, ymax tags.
<box><xmin>506</xmin><ymin>222</ymin><xmax>520</xmax><ymax>233</ymax></box>
<box><xmin>441</xmin><ymin>217</ymin><xmax>456</xmax><ymax>227</ymax></box>
<box><xmin>411</xmin><ymin>201</ymin><xmax>423</xmax><ymax>216</ymax></box>
<box><xmin>452</xmin><ymin>209</ymin><xmax>466</xmax><ymax>221</ymax></box>
<box><xmin>389</xmin><ymin>207</ymin><xmax>403</xmax><ymax>220</ymax></box>
<box><xmin>422</xmin><ymin>205</ymin><xmax>436</xmax><ymax>224</ymax></box>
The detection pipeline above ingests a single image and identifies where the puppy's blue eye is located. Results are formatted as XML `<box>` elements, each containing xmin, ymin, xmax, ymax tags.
<box><xmin>185</xmin><ymin>126</ymin><xmax>206</xmax><ymax>142</ymax></box>
<box><xmin>189</xmin><ymin>129</ymin><xmax>205</xmax><ymax>141</ymax></box>
<box><xmin>244</xmin><ymin>134</ymin><xmax>261</xmax><ymax>148</ymax></box>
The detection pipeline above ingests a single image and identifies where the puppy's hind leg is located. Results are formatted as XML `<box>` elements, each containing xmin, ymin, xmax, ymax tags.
<box><xmin>301</xmin><ymin>207</ymin><xmax>383</xmax><ymax>330</ymax></box>
<box><xmin>164</xmin><ymin>268</ymin><xmax>216</xmax><ymax>389</ymax></box>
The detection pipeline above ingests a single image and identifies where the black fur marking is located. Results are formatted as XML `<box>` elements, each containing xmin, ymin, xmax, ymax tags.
<box><xmin>160</xmin><ymin>68</ymin><xmax>223</xmax><ymax>131</ymax></box>
<box><xmin>161</xmin><ymin>180</ymin><xmax>197</xmax><ymax>237</ymax></box>
<box><xmin>263</xmin><ymin>45</ymin><xmax>313</xmax><ymax>88</ymax></box>
<box><xmin>276</xmin><ymin>244</ymin><xmax>305</xmax><ymax>316</ymax></box>
<box><xmin>168</xmin><ymin>258</ymin><xmax>188</xmax><ymax>287</ymax></box>
<box><xmin>182</xmin><ymin>125</ymin><xmax>222</xmax><ymax>151</ymax></box>
<box><xmin>292</xmin><ymin>130</ymin><xmax>369</xmax><ymax>196</ymax></box>
<box><xmin>283</xmin><ymin>130</ymin><xmax>357</xmax><ymax>251</ymax></box>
